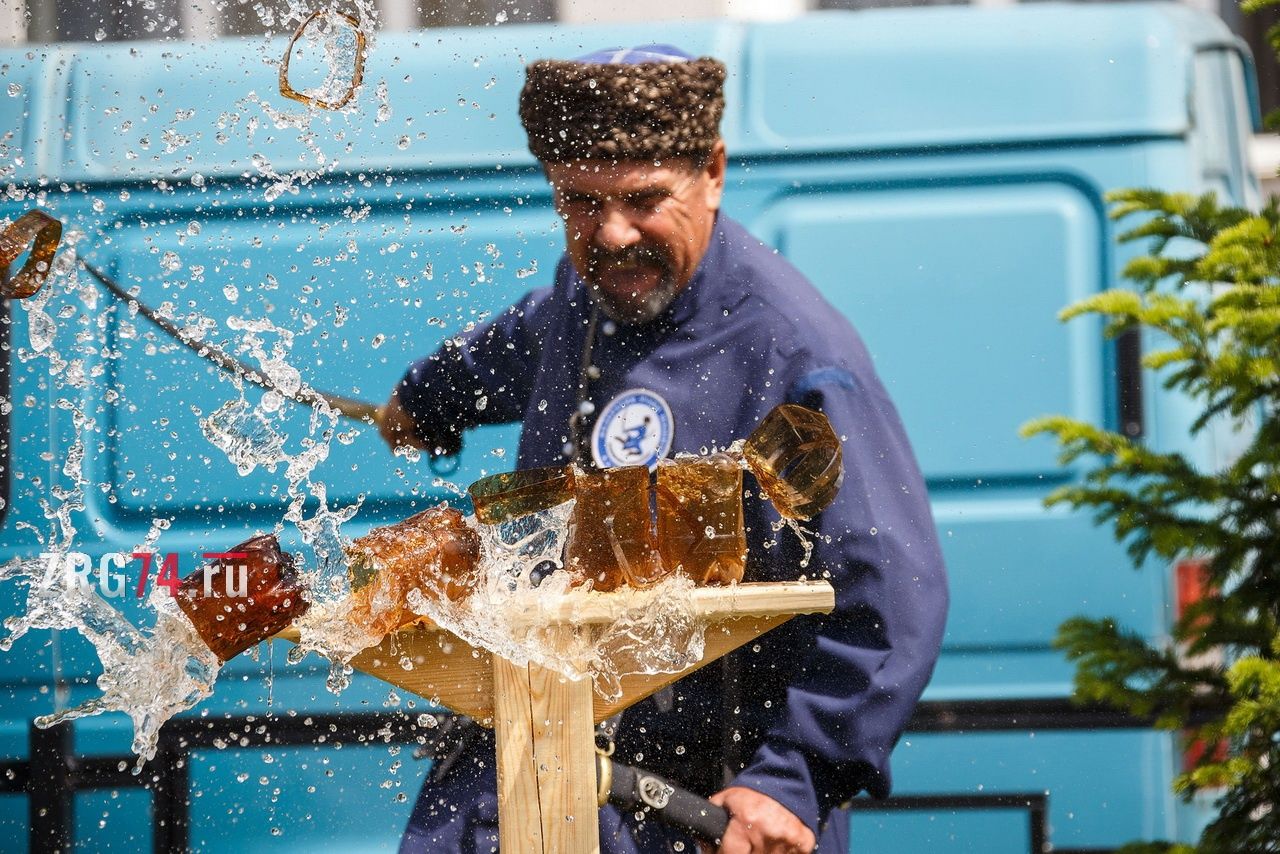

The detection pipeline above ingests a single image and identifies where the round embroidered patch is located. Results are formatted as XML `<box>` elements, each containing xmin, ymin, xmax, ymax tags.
<box><xmin>590</xmin><ymin>388</ymin><xmax>674</xmax><ymax>469</ymax></box>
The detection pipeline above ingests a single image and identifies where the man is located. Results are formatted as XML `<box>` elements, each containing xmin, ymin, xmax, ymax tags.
<box><xmin>382</xmin><ymin>44</ymin><xmax>948</xmax><ymax>853</ymax></box>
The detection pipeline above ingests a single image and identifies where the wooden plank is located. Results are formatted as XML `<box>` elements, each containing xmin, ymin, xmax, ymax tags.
<box><xmin>510</xmin><ymin>581</ymin><xmax>834</xmax><ymax>629</ymax></box>
<box><xmin>529</xmin><ymin>628</ymin><xmax>599</xmax><ymax>852</ymax></box>
<box><xmin>592</xmin><ymin>614</ymin><xmax>791</xmax><ymax>723</ymax></box>
<box><xmin>274</xmin><ymin>581</ymin><xmax>835</xmax><ymax>727</ymax></box>
<box><xmin>275</xmin><ymin>623</ymin><xmax>495</xmax><ymax>724</ymax></box>
<box><xmin>493</xmin><ymin>654</ymin><xmax>547</xmax><ymax>853</ymax></box>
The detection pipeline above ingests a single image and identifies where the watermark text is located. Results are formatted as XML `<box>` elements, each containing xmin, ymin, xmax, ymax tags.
<box><xmin>45</xmin><ymin>552</ymin><xmax>249</xmax><ymax>598</ymax></box>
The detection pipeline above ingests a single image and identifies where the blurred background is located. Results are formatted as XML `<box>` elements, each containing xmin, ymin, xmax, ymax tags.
<box><xmin>3</xmin><ymin>0</ymin><xmax>1277</xmax><ymax>191</ymax></box>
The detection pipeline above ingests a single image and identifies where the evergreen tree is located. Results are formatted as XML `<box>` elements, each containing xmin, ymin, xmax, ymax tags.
<box><xmin>1021</xmin><ymin>7</ymin><xmax>1280</xmax><ymax>839</ymax></box>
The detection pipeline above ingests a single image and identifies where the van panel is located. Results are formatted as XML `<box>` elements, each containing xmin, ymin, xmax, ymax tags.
<box><xmin>934</xmin><ymin>506</ymin><xmax>1165</xmax><ymax>649</ymax></box>
<box><xmin>0</xmin><ymin>795</ymin><xmax>27</xmax><ymax>853</ymax></box>
<box><xmin>95</xmin><ymin>197</ymin><xmax>558</xmax><ymax>519</ymax></box>
<box><xmin>849</xmin><ymin>809</ymin><xmax>1032</xmax><ymax>854</ymax></box>
<box><xmin>183</xmin><ymin>744</ymin><xmax>426</xmax><ymax>852</ymax></box>
<box><xmin>764</xmin><ymin>180</ymin><xmax>1103</xmax><ymax>480</ymax></box>
<box><xmin>891</xmin><ymin>730</ymin><xmax>1177</xmax><ymax>847</ymax></box>
<box><xmin>744</xmin><ymin>5</ymin><xmax>1203</xmax><ymax>152</ymax></box>
<box><xmin>0</xmin><ymin>5</ymin><xmax>1243</xmax><ymax>186</ymax></box>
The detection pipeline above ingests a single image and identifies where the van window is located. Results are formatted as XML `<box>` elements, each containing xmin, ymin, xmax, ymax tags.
<box><xmin>1194</xmin><ymin>49</ymin><xmax>1260</xmax><ymax>207</ymax></box>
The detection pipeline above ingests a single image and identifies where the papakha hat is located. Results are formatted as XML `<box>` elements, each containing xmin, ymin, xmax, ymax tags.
<box><xmin>519</xmin><ymin>44</ymin><xmax>726</xmax><ymax>166</ymax></box>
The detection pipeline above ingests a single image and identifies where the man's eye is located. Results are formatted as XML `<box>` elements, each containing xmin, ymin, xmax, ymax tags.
<box><xmin>627</xmin><ymin>195</ymin><xmax>664</xmax><ymax>211</ymax></box>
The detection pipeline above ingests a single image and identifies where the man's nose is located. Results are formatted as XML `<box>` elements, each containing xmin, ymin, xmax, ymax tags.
<box><xmin>593</xmin><ymin>203</ymin><xmax>641</xmax><ymax>252</ymax></box>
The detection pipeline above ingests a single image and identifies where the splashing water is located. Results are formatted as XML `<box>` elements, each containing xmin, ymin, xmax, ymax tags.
<box><xmin>773</xmin><ymin>517</ymin><xmax>816</xmax><ymax>570</ymax></box>
<box><xmin>240</xmin><ymin>0</ymin><xmax>382</xmax><ymax>201</ymax></box>
<box><xmin>5</xmin><ymin>244</ymin><xmax>740</xmax><ymax>764</ymax></box>
<box><xmin>400</xmin><ymin>501</ymin><xmax>707</xmax><ymax>701</ymax></box>
<box><xmin>0</xmin><ymin>3</ymin><xmax>412</xmax><ymax>765</ymax></box>
<box><xmin>282</xmin><ymin>497</ymin><xmax>709</xmax><ymax>703</ymax></box>
<box><xmin>32</xmin><ymin>594</ymin><xmax>221</xmax><ymax>772</ymax></box>
<box><xmin>0</xmin><ymin>217</ymin><xmax>372</xmax><ymax>764</ymax></box>
<box><xmin>2</xmin><ymin>519</ymin><xmax>218</xmax><ymax>770</ymax></box>
<box><xmin>195</xmin><ymin>312</ymin><xmax>367</xmax><ymax>691</ymax></box>
<box><xmin>201</xmin><ymin>398</ymin><xmax>289</xmax><ymax>475</ymax></box>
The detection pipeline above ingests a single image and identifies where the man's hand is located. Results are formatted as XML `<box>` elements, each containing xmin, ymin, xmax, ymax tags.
<box><xmin>377</xmin><ymin>390</ymin><xmax>428</xmax><ymax>452</ymax></box>
<box><xmin>704</xmin><ymin>786</ymin><xmax>816</xmax><ymax>854</ymax></box>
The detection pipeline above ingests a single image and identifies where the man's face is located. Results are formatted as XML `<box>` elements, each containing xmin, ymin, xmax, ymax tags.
<box><xmin>545</xmin><ymin>143</ymin><xmax>726</xmax><ymax>324</ymax></box>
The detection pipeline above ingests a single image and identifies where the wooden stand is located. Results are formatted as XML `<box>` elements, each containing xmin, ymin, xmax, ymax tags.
<box><xmin>278</xmin><ymin>580</ymin><xmax>834</xmax><ymax>853</ymax></box>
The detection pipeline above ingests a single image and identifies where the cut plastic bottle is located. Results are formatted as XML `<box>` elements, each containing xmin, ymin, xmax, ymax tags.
<box><xmin>344</xmin><ymin>506</ymin><xmax>482</xmax><ymax>635</ymax></box>
<box><xmin>564</xmin><ymin>465</ymin><xmax>664</xmax><ymax>592</ymax></box>
<box><xmin>656</xmin><ymin>453</ymin><xmax>746</xmax><ymax>585</ymax></box>
<box><xmin>742</xmin><ymin>404</ymin><xmax>844</xmax><ymax>520</ymax></box>
<box><xmin>174</xmin><ymin>534</ymin><xmax>310</xmax><ymax>662</ymax></box>
<box><xmin>469</xmin><ymin>465</ymin><xmax>575</xmax><ymax>525</ymax></box>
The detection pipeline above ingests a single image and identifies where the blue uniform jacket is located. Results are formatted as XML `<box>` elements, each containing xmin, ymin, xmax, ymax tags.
<box><xmin>397</xmin><ymin>213</ymin><xmax>949</xmax><ymax>845</ymax></box>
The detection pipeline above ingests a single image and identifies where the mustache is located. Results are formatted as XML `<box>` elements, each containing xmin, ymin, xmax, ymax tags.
<box><xmin>586</xmin><ymin>244</ymin><xmax>673</xmax><ymax>276</ymax></box>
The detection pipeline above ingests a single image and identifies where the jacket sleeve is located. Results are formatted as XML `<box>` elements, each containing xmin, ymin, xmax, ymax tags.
<box><xmin>729</xmin><ymin>364</ymin><xmax>949</xmax><ymax>835</ymax></box>
<box><xmin>395</xmin><ymin>285</ymin><xmax>554</xmax><ymax>455</ymax></box>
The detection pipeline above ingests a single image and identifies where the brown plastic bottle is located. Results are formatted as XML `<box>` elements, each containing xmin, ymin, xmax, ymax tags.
<box><xmin>564</xmin><ymin>465</ymin><xmax>665</xmax><ymax>591</ymax></box>
<box><xmin>174</xmin><ymin>534</ymin><xmax>310</xmax><ymax>663</ymax></box>
<box><xmin>343</xmin><ymin>506</ymin><xmax>482</xmax><ymax>636</ymax></box>
<box><xmin>656</xmin><ymin>454</ymin><xmax>746</xmax><ymax>586</ymax></box>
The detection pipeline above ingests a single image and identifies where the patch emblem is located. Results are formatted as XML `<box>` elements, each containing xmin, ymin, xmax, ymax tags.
<box><xmin>591</xmin><ymin>388</ymin><xmax>674</xmax><ymax>470</ymax></box>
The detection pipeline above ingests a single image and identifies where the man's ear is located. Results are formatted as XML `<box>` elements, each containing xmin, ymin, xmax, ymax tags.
<box><xmin>701</xmin><ymin>140</ymin><xmax>727</xmax><ymax>211</ymax></box>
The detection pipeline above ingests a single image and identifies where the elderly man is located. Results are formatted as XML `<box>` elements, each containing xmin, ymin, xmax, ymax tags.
<box><xmin>383</xmin><ymin>45</ymin><xmax>948</xmax><ymax>854</ymax></box>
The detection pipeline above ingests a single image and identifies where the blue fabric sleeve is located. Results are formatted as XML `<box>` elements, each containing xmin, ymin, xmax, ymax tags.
<box><xmin>730</xmin><ymin>365</ymin><xmax>949</xmax><ymax>835</ymax></box>
<box><xmin>395</xmin><ymin>286</ymin><xmax>553</xmax><ymax>454</ymax></box>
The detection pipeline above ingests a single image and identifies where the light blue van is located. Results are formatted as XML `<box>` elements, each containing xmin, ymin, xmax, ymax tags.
<box><xmin>0</xmin><ymin>3</ymin><xmax>1262</xmax><ymax>851</ymax></box>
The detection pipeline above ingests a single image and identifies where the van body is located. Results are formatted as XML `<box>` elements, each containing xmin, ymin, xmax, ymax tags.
<box><xmin>0</xmin><ymin>3</ymin><xmax>1263</xmax><ymax>850</ymax></box>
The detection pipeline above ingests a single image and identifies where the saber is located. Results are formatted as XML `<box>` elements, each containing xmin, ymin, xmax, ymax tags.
<box><xmin>78</xmin><ymin>259</ymin><xmax>383</xmax><ymax>425</ymax></box>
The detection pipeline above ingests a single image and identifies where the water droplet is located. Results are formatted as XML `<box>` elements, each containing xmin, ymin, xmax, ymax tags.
<box><xmin>94</xmin><ymin>28</ymin><xmax>106</xmax><ymax>41</ymax></box>
<box><xmin>6</xmin><ymin>83</ymin><xmax>21</xmax><ymax>97</ymax></box>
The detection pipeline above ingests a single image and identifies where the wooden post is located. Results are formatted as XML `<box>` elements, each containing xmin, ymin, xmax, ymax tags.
<box><xmin>492</xmin><ymin>628</ymin><xmax>600</xmax><ymax>854</ymax></box>
<box><xmin>277</xmin><ymin>581</ymin><xmax>836</xmax><ymax>851</ymax></box>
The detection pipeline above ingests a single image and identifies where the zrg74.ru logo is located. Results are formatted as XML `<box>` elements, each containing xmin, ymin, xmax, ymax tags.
<box><xmin>44</xmin><ymin>552</ymin><xmax>250</xmax><ymax>599</ymax></box>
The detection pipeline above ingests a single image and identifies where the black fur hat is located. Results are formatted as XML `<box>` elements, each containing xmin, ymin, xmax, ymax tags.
<box><xmin>519</xmin><ymin>45</ymin><xmax>726</xmax><ymax>166</ymax></box>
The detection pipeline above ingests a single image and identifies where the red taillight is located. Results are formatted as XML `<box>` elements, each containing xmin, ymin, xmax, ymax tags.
<box><xmin>1173</xmin><ymin>556</ymin><xmax>1225</xmax><ymax>774</ymax></box>
<box><xmin>1175</xmin><ymin>557</ymin><xmax>1212</xmax><ymax>622</ymax></box>
<box><xmin>1182</xmin><ymin>732</ymin><xmax>1229</xmax><ymax>771</ymax></box>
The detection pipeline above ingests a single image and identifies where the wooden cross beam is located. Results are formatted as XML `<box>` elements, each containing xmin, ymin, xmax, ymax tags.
<box><xmin>278</xmin><ymin>580</ymin><xmax>835</xmax><ymax>853</ymax></box>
